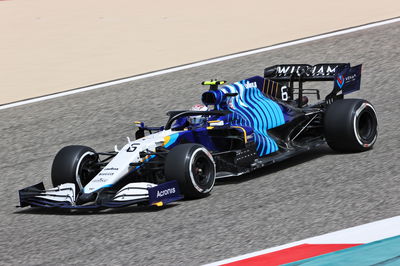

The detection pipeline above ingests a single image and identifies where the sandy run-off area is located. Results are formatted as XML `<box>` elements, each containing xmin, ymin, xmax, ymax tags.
<box><xmin>0</xmin><ymin>0</ymin><xmax>399</xmax><ymax>104</ymax></box>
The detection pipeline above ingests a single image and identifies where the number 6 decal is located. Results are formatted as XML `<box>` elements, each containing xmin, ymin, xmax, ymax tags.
<box><xmin>281</xmin><ymin>86</ymin><xmax>289</xmax><ymax>101</ymax></box>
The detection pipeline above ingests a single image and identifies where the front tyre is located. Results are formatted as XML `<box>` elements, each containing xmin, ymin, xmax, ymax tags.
<box><xmin>51</xmin><ymin>145</ymin><xmax>100</xmax><ymax>191</ymax></box>
<box><xmin>324</xmin><ymin>99</ymin><xmax>378</xmax><ymax>152</ymax></box>
<box><xmin>165</xmin><ymin>144</ymin><xmax>216</xmax><ymax>199</ymax></box>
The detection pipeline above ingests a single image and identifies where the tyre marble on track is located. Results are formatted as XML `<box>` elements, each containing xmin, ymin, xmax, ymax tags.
<box><xmin>0</xmin><ymin>23</ymin><xmax>399</xmax><ymax>265</ymax></box>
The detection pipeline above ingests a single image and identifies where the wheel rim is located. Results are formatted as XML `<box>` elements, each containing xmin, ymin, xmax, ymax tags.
<box><xmin>189</xmin><ymin>147</ymin><xmax>215</xmax><ymax>193</ymax></box>
<box><xmin>353</xmin><ymin>103</ymin><xmax>378</xmax><ymax>147</ymax></box>
<box><xmin>191</xmin><ymin>154</ymin><xmax>213</xmax><ymax>187</ymax></box>
<box><xmin>356</xmin><ymin>106</ymin><xmax>377</xmax><ymax>145</ymax></box>
<box><xmin>358</xmin><ymin>111</ymin><xmax>374</xmax><ymax>141</ymax></box>
<box><xmin>76</xmin><ymin>152</ymin><xmax>99</xmax><ymax>189</ymax></box>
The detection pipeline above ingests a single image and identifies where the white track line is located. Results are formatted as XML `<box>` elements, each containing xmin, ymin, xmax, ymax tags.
<box><xmin>1</xmin><ymin>17</ymin><xmax>399</xmax><ymax>111</ymax></box>
<box><xmin>204</xmin><ymin>215</ymin><xmax>400</xmax><ymax>266</ymax></box>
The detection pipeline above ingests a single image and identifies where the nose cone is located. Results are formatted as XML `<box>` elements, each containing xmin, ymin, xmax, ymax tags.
<box><xmin>77</xmin><ymin>192</ymin><xmax>97</xmax><ymax>205</ymax></box>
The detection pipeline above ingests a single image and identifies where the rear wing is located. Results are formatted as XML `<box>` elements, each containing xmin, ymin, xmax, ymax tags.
<box><xmin>263</xmin><ymin>63</ymin><xmax>362</xmax><ymax>106</ymax></box>
<box><xmin>264</xmin><ymin>63</ymin><xmax>349</xmax><ymax>81</ymax></box>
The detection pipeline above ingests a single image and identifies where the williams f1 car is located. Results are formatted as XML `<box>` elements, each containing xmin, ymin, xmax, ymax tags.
<box><xmin>19</xmin><ymin>63</ymin><xmax>378</xmax><ymax>209</ymax></box>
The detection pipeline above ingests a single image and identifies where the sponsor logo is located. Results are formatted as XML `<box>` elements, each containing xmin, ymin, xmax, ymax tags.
<box><xmin>277</xmin><ymin>66</ymin><xmax>293</xmax><ymax>75</ymax></box>
<box><xmin>312</xmin><ymin>65</ymin><xmax>338</xmax><ymax>76</ymax></box>
<box><xmin>244</xmin><ymin>81</ymin><xmax>257</xmax><ymax>89</ymax></box>
<box><xmin>104</xmin><ymin>167</ymin><xmax>118</xmax><ymax>171</ymax></box>
<box><xmin>92</xmin><ymin>177</ymin><xmax>107</xmax><ymax>182</ymax></box>
<box><xmin>156</xmin><ymin>187</ymin><xmax>176</xmax><ymax>198</ymax></box>
<box><xmin>336</xmin><ymin>74</ymin><xmax>345</xmax><ymax>88</ymax></box>
<box><xmin>276</xmin><ymin>65</ymin><xmax>339</xmax><ymax>77</ymax></box>
<box><xmin>345</xmin><ymin>73</ymin><xmax>357</xmax><ymax>82</ymax></box>
<box><xmin>148</xmin><ymin>180</ymin><xmax>182</xmax><ymax>205</ymax></box>
<box><xmin>334</xmin><ymin>66</ymin><xmax>360</xmax><ymax>91</ymax></box>
<box><xmin>99</xmin><ymin>172</ymin><xmax>114</xmax><ymax>176</ymax></box>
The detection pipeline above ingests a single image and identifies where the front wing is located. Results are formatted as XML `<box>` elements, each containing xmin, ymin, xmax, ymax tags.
<box><xmin>18</xmin><ymin>180</ymin><xmax>183</xmax><ymax>209</ymax></box>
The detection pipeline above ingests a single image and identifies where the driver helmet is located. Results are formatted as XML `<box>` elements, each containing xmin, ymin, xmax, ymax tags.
<box><xmin>188</xmin><ymin>104</ymin><xmax>208</xmax><ymax>127</ymax></box>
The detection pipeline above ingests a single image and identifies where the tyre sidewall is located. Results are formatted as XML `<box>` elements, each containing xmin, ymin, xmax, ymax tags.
<box><xmin>51</xmin><ymin>145</ymin><xmax>98</xmax><ymax>191</ymax></box>
<box><xmin>324</xmin><ymin>99</ymin><xmax>378</xmax><ymax>152</ymax></box>
<box><xmin>165</xmin><ymin>144</ymin><xmax>216</xmax><ymax>198</ymax></box>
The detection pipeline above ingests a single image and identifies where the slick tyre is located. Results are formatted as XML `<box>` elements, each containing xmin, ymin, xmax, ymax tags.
<box><xmin>51</xmin><ymin>145</ymin><xmax>100</xmax><ymax>191</ymax></box>
<box><xmin>165</xmin><ymin>144</ymin><xmax>216</xmax><ymax>199</ymax></box>
<box><xmin>324</xmin><ymin>99</ymin><xmax>378</xmax><ymax>152</ymax></box>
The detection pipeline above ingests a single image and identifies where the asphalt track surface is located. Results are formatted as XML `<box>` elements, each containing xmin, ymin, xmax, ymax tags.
<box><xmin>1</xmin><ymin>22</ymin><xmax>399</xmax><ymax>265</ymax></box>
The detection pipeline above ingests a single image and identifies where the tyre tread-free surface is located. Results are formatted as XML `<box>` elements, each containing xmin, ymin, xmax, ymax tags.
<box><xmin>165</xmin><ymin>143</ymin><xmax>216</xmax><ymax>199</ymax></box>
<box><xmin>324</xmin><ymin>99</ymin><xmax>378</xmax><ymax>152</ymax></box>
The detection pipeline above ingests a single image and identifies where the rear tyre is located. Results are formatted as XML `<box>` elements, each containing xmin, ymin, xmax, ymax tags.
<box><xmin>164</xmin><ymin>144</ymin><xmax>216</xmax><ymax>199</ymax></box>
<box><xmin>324</xmin><ymin>99</ymin><xmax>378</xmax><ymax>152</ymax></box>
<box><xmin>51</xmin><ymin>145</ymin><xmax>100</xmax><ymax>191</ymax></box>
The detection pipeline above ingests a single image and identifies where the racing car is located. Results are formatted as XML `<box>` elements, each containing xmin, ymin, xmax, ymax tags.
<box><xmin>18</xmin><ymin>63</ymin><xmax>378</xmax><ymax>209</ymax></box>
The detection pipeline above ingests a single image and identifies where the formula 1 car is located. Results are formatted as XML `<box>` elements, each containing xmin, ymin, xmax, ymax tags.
<box><xmin>19</xmin><ymin>63</ymin><xmax>378</xmax><ymax>209</ymax></box>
